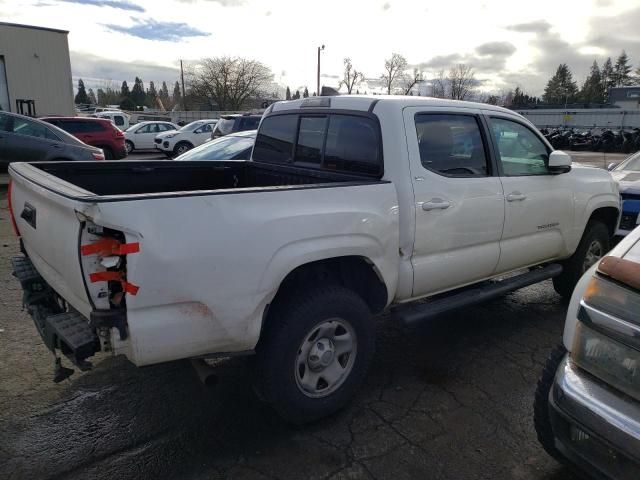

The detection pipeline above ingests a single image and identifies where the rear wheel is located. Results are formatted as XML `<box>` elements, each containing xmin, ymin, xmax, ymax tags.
<box><xmin>553</xmin><ymin>221</ymin><xmax>609</xmax><ymax>298</ymax></box>
<box><xmin>173</xmin><ymin>142</ymin><xmax>192</xmax><ymax>157</ymax></box>
<box><xmin>255</xmin><ymin>286</ymin><xmax>375</xmax><ymax>424</ymax></box>
<box><xmin>125</xmin><ymin>140</ymin><xmax>134</xmax><ymax>154</ymax></box>
<box><xmin>101</xmin><ymin>147</ymin><xmax>114</xmax><ymax>160</ymax></box>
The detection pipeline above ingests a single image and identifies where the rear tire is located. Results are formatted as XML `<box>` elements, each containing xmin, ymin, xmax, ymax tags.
<box><xmin>255</xmin><ymin>286</ymin><xmax>375</xmax><ymax>424</ymax></box>
<box><xmin>553</xmin><ymin>221</ymin><xmax>609</xmax><ymax>298</ymax></box>
<box><xmin>533</xmin><ymin>344</ymin><xmax>567</xmax><ymax>461</ymax></box>
<box><xmin>125</xmin><ymin>140</ymin><xmax>134</xmax><ymax>154</ymax></box>
<box><xmin>102</xmin><ymin>147</ymin><xmax>114</xmax><ymax>160</ymax></box>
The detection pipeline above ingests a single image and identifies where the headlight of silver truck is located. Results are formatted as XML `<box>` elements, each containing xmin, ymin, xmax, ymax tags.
<box><xmin>572</xmin><ymin>323</ymin><xmax>640</xmax><ymax>402</ymax></box>
<box><xmin>571</xmin><ymin>275</ymin><xmax>640</xmax><ymax>402</ymax></box>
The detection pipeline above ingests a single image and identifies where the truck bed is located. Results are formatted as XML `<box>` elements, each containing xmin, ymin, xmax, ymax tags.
<box><xmin>27</xmin><ymin>161</ymin><xmax>378</xmax><ymax>198</ymax></box>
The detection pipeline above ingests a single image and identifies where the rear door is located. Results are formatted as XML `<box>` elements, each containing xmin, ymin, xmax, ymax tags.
<box><xmin>5</xmin><ymin>116</ymin><xmax>61</xmax><ymax>162</ymax></box>
<box><xmin>485</xmin><ymin>113</ymin><xmax>574</xmax><ymax>272</ymax></box>
<box><xmin>403</xmin><ymin>107</ymin><xmax>505</xmax><ymax>296</ymax></box>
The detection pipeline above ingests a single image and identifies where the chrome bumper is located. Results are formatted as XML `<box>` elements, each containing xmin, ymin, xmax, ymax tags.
<box><xmin>549</xmin><ymin>356</ymin><xmax>640</xmax><ymax>479</ymax></box>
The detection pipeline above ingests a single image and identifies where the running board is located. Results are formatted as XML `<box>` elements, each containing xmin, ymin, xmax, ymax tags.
<box><xmin>395</xmin><ymin>264</ymin><xmax>563</xmax><ymax>327</ymax></box>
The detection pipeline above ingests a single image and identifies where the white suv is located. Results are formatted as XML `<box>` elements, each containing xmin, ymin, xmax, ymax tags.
<box><xmin>154</xmin><ymin>119</ymin><xmax>218</xmax><ymax>157</ymax></box>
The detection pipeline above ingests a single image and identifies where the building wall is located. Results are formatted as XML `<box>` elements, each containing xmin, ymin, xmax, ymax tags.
<box><xmin>0</xmin><ymin>23</ymin><xmax>74</xmax><ymax>116</ymax></box>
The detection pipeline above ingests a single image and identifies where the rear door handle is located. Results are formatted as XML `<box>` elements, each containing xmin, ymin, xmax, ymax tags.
<box><xmin>506</xmin><ymin>192</ymin><xmax>527</xmax><ymax>202</ymax></box>
<box><xmin>422</xmin><ymin>198</ymin><xmax>451</xmax><ymax>211</ymax></box>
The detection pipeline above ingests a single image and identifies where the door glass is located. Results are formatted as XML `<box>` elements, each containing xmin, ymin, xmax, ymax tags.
<box><xmin>489</xmin><ymin>117</ymin><xmax>549</xmax><ymax>176</ymax></box>
<box><xmin>136</xmin><ymin>124</ymin><xmax>151</xmax><ymax>134</ymax></box>
<box><xmin>295</xmin><ymin>116</ymin><xmax>326</xmax><ymax>164</ymax></box>
<box><xmin>414</xmin><ymin>114</ymin><xmax>488</xmax><ymax>177</ymax></box>
<box><xmin>114</xmin><ymin>116</ymin><xmax>125</xmax><ymax>126</ymax></box>
<box><xmin>45</xmin><ymin>128</ymin><xmax>61</xmax><ymax>141</ymax></box>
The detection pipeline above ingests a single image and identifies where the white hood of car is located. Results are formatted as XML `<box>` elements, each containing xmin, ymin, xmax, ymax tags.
<box><xmin>612</xmin><ymin>170</ymin><xmax>640</xmax><ymax>194</ymax></box>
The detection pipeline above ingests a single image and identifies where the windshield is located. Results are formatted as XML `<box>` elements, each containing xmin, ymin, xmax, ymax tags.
<box><xmin>180</xmin><ymin>121</ymin><xmax>205</xmax><ymax>132</ymax></box>
<box><xmin>215</xmin><ymin>118</ymin><xmax>236</xmax><ymax>136</ymax></box>
<box><xmin>617</xmin><ymin>151</ymin><xmax>640</xmax><ymax>171</ymax></box>
<box><xmin>175</xmin><ymin>134</ymin><xmax>254</xmax><ymax>161</ymax></box>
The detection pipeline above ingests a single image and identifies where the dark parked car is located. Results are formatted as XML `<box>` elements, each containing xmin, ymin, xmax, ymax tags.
<box><xmin>0</xmin><ymin>111</ymin><xmax>104</xmax><ymax>168</ymax></box>
<box><xmin>175</xmin><ymin>130</ymin><xmax>256</xmax><ymax>161</ymax></box>
<box><xmin>210</xmin><ymin>114</ymin><xmax>261</xmax><ymax>140</ymax></box>
<box><xmin>41</xmin><ymin>116</ymin><xmax>127</xmax><ymax>159</ymax></box>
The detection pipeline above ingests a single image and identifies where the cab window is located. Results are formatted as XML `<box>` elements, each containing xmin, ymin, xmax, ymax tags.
<box><xmin>489</xmin><ymin>117</ymin><xmax>550</xmax><ymax>176</ymax></box>
<box><xmin>414</xmin><ymin>114</ymin><xmax>489</xmax><ymax>177</ymax></box>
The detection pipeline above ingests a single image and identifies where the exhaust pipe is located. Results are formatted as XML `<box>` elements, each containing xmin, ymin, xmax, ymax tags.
<box><xmin>191</xmin><ymin>359</ymin><xmax>218</xmax><ymax>386</ymax></box>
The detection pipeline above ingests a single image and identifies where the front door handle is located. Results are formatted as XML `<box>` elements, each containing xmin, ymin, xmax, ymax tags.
<box><xmin>506</xmin><ymin>192</ymin><xmax>527</xmax><ymax>202</ymax></box>
<box><xmin>422</xmin><ymin>198</ymin><xmax>451</xmax><ymax>211</ymax></box>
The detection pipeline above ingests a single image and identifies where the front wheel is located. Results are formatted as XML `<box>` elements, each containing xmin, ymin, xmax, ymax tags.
<box><xmin>553</xmin><ymin>221</ymin><xmax>609</xmax><ymax>298</ymax></box>
<box><xmin>255</xmin><ymin>286</ymin><xmax>375</xmax><ymax>424</ymax></box>
<box><xmin>533</xmin><ymin>344</ymin><xmax>567</xmax><ymax>461</ymax></box>
<box><xmin>173</xmin><ymin>142</ymin><xmax>192</xmax><ymax>157</ymax></box>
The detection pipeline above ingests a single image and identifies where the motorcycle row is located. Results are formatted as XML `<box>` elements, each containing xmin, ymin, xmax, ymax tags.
<box><xmin>540</xmin><ymin>127</ymin><xmax>640</xmax><ymax>153</ymax></box>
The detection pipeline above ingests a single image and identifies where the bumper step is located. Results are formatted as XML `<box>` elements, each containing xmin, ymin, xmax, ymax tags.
<box><xmin>45</xmin><ymin>311</ymin><xmax>98</xmax><ymax>370</ymax></box>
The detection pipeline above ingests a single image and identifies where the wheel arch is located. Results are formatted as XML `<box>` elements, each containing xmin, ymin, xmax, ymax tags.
<box><xmin>588</xmin><ymin>205</ymin><xmax>620</xmax><ymax>238</ymax></box>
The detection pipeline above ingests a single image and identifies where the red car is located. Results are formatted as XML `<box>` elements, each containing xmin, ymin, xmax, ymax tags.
<box><xmin>41</xmin><ymin>117</ymin><xmax>127</xmax><ymax>159</ymax></box>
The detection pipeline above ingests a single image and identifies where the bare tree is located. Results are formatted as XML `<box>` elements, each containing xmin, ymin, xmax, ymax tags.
<box><xmin>340</xmin><ymin>58</ymin><xmax>365</xmax><ymax>94</ymax></box>
<box><xmin>431</xmin><ymin>69</ymin><xmax>447</xmax><ymax>98</ymax></box>
<box><xmin>381</xmin><ymin>53</ymin><xmax>408</xmax><ymax>94</ymax></box>
<box><xmin>402</xmin><ymin>69</ymin><xmax>423</xmax><ymax>95</ymax></box>
<box><xmin>186</xmin><ymin>56</ymin><xmax>273</xmax><ymax>110</ymax></box>
<box><xmin>448</xmin><ymin>64</ymin><xmax>476</xmax><ymax>100</ymax></box>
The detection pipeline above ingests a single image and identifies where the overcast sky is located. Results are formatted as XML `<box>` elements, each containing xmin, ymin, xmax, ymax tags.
<box><xmin>2</xmin><ymin>0</ymin><xmax>639</xmax><ymax>96</ymax></box>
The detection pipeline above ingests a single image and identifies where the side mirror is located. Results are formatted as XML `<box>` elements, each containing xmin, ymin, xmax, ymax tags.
<box><xmin>548</xmin><ymin>150</ymin><xmax>572</xmax><ymax>174</ymax></box>
<box><xmin>607</xmin><ymin>162</ymin><xmax>619</xmax><ymax>171</ymax></box>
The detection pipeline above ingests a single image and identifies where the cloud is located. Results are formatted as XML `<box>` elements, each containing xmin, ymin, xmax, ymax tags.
<box><xmin>475</xmin><ymin>41</ymin><xmax>516</xmax><ymax>56</ymax></box>
<box><xmin>382</xmin><ymin>2</ymin><xmax>390</xmax><ymax>10</ymax></box>
<box><xmin>174</xmin><ymin>0</ymin><xmax>245</xmax><ymax>5</ymax></box>
<box><xmin>595</xmin><ymin>0</ymin><xmax>613</xmax><ymax>6</ymax></box>
<box><xmin>58</xmin><ymin>0</ymin><xmax>144</xmax><ymax>12</ymax></box>
<box><xmin>103</xmin><ymin>18</ymin><xmax>210</xmax><ymax>41</ymax></box>
<box><xmin>321</xmin><ymin>73</ymin><xmax>339</xmax><ymax>79</ymax></box>
<box><xmin>71</xmin><ymin>51</ymin><xmax>180</xmax><ymax>86</ymax></box>
<box><xmin>506</xmin><ymin>19</ymin><xmax>551</xmax><ymax>33</ymax></box>
<box><xmin>413</xmin><ymin>42</ymin><xmax>516</xmax><ymax>74</ymax></box>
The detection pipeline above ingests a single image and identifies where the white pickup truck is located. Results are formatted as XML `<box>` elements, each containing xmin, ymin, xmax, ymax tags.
<box><xmin>9</xmin><ymin>96</ymin><xmax>620</xmax><ymax>423</ymax></box>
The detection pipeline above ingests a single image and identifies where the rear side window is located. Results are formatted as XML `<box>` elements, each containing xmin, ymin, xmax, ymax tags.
<box><xmin>240</xmin><ymin>116</ymin><xmax>260</xmax><ymax>130</ymax></box>
<box><xmin>113</xmin><ymin>115</ymin><xmax>125</xmax><ymax>126</ymax></box>
<box><xmin>253</xmin><ymin>114</ymin><xmax>297</xmax><ymax>163</ymax></box>
<box><xmin>415</xmin><ymin>114</ymin><xmax>489</xmax><ymax>177</ymax></box>
<box><xmin>254</xmin><ymin>113</ymin><xmax>382</xmax><ymax>176</ymax></box>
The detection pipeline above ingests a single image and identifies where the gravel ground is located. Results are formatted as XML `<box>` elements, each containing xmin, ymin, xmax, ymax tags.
<box><xmin>0</xmin><ymin>185</ymin><xmax>585</xmax><ymax>480</ymax></box>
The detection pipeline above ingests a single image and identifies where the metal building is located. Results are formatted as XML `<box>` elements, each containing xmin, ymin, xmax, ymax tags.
<box><xmin>0</xmin><ymin>22</ymin><xmax>74</xmax><ymax>116</ymax></box>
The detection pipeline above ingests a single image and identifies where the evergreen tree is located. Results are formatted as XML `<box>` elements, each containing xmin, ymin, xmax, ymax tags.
<box><xmin>285</xmin><ymin>86</ymin><xmax>291</xmax><ymax>100</ymax></box>
<box><xmin>159</xmin><ymin>81</ymin><xmax>170</xmax><ymax>102</ymax></box>
<box><xmin>293</xmin><ymin>90</ymin><xmax>301</xmax><ymax>100</ymax></box>
<box><xmin>87</xmin><ymin>88</ymin><xmax>97</xmax><ymax>105</ymax></box>
<box><xmin>131</xmin><ymin>77</ymin><xmax>146</xmax><ymax>108</ymax></box>
<box><xmin>543</xmin><ymin>64</ymin><xmax>578</xmax><ymax>105</ymax></box>
<box><xmin>74</xmin><ymin>79</ymin><xmax>89</xmax><ymax>104</ymax></box>
<box><xmin>173</xmin><ymin>81</ymin><xmax>182</xmax><ymax>108</ymax></box>
<box><xmin>97</xmin><ymin>88</ymin><xmax>106</xmax><ymax>106</ymax></box>
<box><xmin>119</xmin><ymin>97</ymin><xmax>136</xmax><ymax>111</ymax></box>
<box><xmin>303</xmin><ymin>87</ymin><xmax>309</xmax><ymax>98</ymax></box>
<box><xmin>613</xmin><ymin>50</ymin><xmax>633</xmax><ymax>86</ymax></box>
<box><xmin>601</xmin><ymin>57</ymin><xmax>615</xmax><ymax>101</ymax></box>
<box><xmin>146</xmin><ymin>81</ymin><xmax>157</xmax><ymax>108</ymax></box>
<box><xmin>120</xmin><ymin>80</ymin><xmax>130</xmax><ymax>99</ymax></box>
<box><xmin>579</xmin><ymin>60</ymin><xmax>604</xmax><ymax>103</ymax></box>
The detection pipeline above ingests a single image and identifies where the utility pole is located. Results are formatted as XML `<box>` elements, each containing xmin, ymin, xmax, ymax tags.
<box><xmin>317</xmin><ymin>45</ymin><xmax>325</xmax><ymax>97</ymax></box>
<box><xmin>180</xmin><ymin>59</ymin><xmax>186</xmax><ymax>110</ymax></box>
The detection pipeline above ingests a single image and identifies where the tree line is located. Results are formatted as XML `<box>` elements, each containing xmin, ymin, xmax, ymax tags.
<box><xmin>75</xmin><ymin>77</ymin><xmax>183</xmax><ymax>111</ymax></box>
<box><xmin>75</xmin><ymin>49</ymin><xmax>640</xmax><ymax>112</ymax></box>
